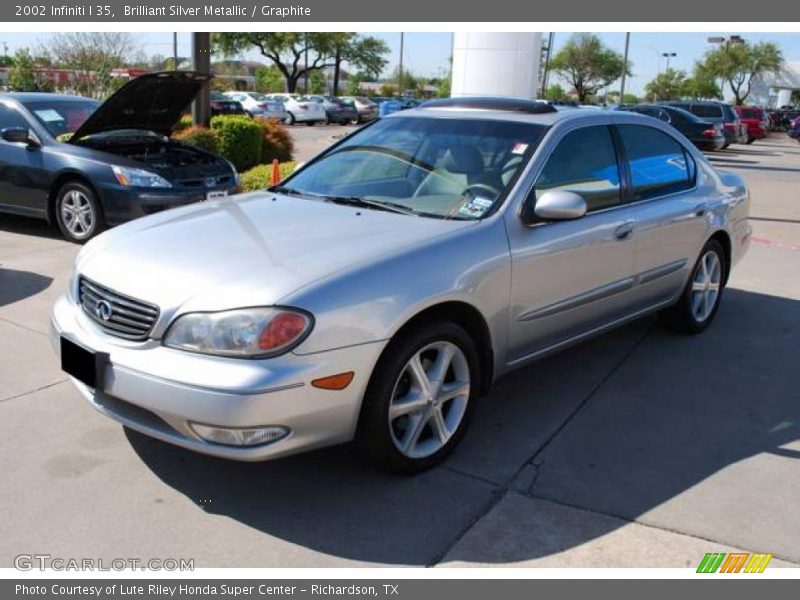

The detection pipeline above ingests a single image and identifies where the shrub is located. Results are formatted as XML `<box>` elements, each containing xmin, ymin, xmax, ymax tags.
<box><xmin>173</xmin><ymin>125</ymin><xmax>219</xmax><ymax>154</ymax></box>
<box><xmin>173</xmin><ymin>114</ymin><xmax>194</xmax><ymax>133</ymax></box>
<box><xmin>210</xmin><ymin>115</ymin><xmax>262</xmax><ymax>171</ymax></box>
<box><xmin>240</xmin><ymin>162</ymin><xmax>298</xmax><ymax>192</ymax></box>
<box><xmin>253</xmin><ymin>117</ymin><xmax>294</xmax><ymax>163</ymax></box>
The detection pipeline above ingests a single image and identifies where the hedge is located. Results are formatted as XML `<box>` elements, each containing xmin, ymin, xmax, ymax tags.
<box><xmin>173</xmin><ymin>125</ymin><xmax>219</xmax><ymax>154</ymax></box>
<box><xmin>240</xmin><ymin>162</ymin><xmax>298</xmax><ymax>192</ymax></box>
<box><xmin>210</xmin><ymin>115</ymin><xmax>262</xmax><ymax>171</ymax></box>
<box><xmin>173</xmin><ymin>114</ymin><xmax>194</xmax><ymax>133</ymax></box>
<box><xmin>253</xmin><ymin>117</ymin><xmax>294</xmax><ymax>163</ymax></box>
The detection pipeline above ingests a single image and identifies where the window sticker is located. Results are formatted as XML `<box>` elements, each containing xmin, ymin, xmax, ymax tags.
<box><xmin>458</xmin><ymin>196</ymin><xmax>494</xmax><ymax>218</ymax></box>
<box><xmin>33</xmin><ymin>109</ymin><xmax>64</xmax><ymax>123</ymax></box>
<box><xmin>511</xmin><ymin>142</ymin><xmax>529</xmax><ymax>155</ymax></box>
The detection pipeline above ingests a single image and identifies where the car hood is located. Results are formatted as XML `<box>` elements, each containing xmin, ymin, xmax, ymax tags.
<box><xmin>77</xmin><ymin>192</ymin><xmax>473</xmax><ymax>321</ymax></box>
<box><xmin>70</xmin><ymin>71</ymin><xmax>211</xmax><ymax>140</ymax></box>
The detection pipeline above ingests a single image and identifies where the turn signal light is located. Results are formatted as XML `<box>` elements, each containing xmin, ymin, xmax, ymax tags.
<box><xmin>311</xmin><ymin>372</ymin><xmax>355</xmax><ymax>390</ymax></box>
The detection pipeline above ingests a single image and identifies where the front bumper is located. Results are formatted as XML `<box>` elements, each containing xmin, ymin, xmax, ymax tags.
<box><xmin>97</xmin><ymin>181</ymin><xmax>239</xmax><ymax>226</ymax></box>
<box><xmin>50</xmin><ymin>293</ymin><xmax>386</xmax><ymax>461</ymax></box>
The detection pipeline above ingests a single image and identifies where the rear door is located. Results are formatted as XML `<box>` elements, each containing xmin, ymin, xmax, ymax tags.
<box><xmin>615</xmin><ymin>123</ymin><xmax>708</xmax><ymax>308</ymax></box>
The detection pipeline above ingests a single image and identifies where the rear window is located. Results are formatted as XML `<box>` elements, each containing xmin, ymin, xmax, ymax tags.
<box><xmin>690</xmin><ymin>104</ymin><xmax>723</xmax><ymax>118</ymax></box>
<box><xmin>739</xmin><ymin>108</ymin><xmax>760</xmax><ymax>119</ymax></box>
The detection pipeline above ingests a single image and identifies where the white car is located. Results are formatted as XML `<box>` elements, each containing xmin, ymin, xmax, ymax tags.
<box><xmin>223</xmin><ymin>91</ymin><xmax>288</xmax><ymax>121</ymax></box>
<box><xmin>266</xmin><ymin>93</ymin><xmax>326</xmax><ymax>125</ymax></box>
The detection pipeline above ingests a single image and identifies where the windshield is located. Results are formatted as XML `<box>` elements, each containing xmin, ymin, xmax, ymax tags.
<box><xmin>21</xmin><ymin>99</ymin><xmax>100</xmax><ymax>138</ymax></box>
<box><xmin>282</xmin><ymin>116</ymin><xmax>546</xmax><ymax>220</ymax></box>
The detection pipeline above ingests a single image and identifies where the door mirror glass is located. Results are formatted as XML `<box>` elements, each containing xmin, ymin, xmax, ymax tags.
<box><xmin>534</xmin><ymin>190</ymin><xmax>587</xmax><ymax>221</ymax></box>
<box><xmin>1</xmin><ymin>127</ymin><xmax>33</xmax><ymax>144</ymax></box>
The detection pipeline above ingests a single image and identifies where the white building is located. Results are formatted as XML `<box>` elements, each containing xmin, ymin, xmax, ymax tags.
<box><xmin>749</xmin><ymin>60</ymin><xmax>800</xmax><ymax>107</ymax></box>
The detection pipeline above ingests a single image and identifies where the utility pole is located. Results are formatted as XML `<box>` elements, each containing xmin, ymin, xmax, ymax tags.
<box><xmin>398</xmin><ymin>32</ymin><xmax>404</xmax><ymax>96</ymax></box>
<box><xmin>619</xmin><ymin>33</ymin><xmax>630</xmax><ymax>103</ymax></box>
<box><xmin>541</xmin><ymin>32</ymin><xmax>555</xmax><ymax>98</ymax></box>
<box><xmin>304</xmin><ymin>33</ymin><xmax>309</xmax><ymax>94</ymax></box>
<box><xmin>172</xmin><ymin>32</ymin><xmax>178</xmax><ymax>70</ymax></box>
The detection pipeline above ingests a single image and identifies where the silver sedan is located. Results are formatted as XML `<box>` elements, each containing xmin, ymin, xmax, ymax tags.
<box><xmin>51</xmin><ymin>98</ymin><xmax>752</xmax><ymax>473</ymax></box>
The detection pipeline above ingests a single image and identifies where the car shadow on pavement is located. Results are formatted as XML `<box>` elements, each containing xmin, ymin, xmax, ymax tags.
<box><xmin>127</xmin><ymin>287</ymin><xmax>799</xmax><ymax>566</ymax></box>
<box><xmin>0</xmin><ymin>213</ymin><xmax>60</xmax><ymax>240</ymax></box>
<box><xmin>0</xmin><ymin>267</ymin><xmax>53</xmax><ymax>307</ymax></box>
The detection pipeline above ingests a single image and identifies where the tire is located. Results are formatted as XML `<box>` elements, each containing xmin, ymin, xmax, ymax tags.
<box><xmin>356</xmin><ymin>322</ymin><xmax>480</xmax><ymax>474</ymax></box>
<box><xmin>659</xmin><ymin>239</ymin><xmax>726</xmax><ymax>334</ymax></box>
<box><xmin>746</xmin><ymin>137</ymin><xmax>755</xmax><ymax>145</ymax></box>
<box><xmin>284</xmin><ymin>112</ymin><xmax>295</xmax><ymax>125</ymax></box>
<box><xmin>306</xmin><ymin>120</ymin><xmax>317</xmax><ymax>127</ymax></box>
<box><xmin>54</xmin><ymin>181</ymin><xmax>105</xmax><ymax>243</ymax></box>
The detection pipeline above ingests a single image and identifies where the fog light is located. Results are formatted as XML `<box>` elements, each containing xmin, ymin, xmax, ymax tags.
<box><xmin>189</xmin><ymin>423</ymin><xmax>290</xmax><ymax>447</ymax></box>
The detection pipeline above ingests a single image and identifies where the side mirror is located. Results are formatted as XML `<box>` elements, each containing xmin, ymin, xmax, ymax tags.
<box><xmin>532</xmin><ymin>190</ymin><xmax>587</xmax><ymax>221</ymax></box>
<box><xmin>1</xmin><ymin>127</ymin><xmax>39</xmax><ymax>147</ymax></box>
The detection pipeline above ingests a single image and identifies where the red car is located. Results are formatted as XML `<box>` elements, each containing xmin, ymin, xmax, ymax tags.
<box><xmin>734</xmin><ymin>106</ymin><xmax>767</xmax><ymax>144</ymax></box>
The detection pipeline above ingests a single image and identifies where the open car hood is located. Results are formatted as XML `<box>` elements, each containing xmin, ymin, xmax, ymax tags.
<box><xmin>70</xmin><ymin>71</ymin><xmax>211</xmax><ymax>141</ymax></box>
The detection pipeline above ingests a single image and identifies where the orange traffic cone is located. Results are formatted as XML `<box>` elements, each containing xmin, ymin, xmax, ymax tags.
<box><xmin>270</xmin><ymin>159</ymin><xmax>280</xmax><ymax>185</ymax></box>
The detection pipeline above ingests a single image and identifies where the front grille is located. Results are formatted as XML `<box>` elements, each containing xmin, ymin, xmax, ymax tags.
<box><xmin>180</xmin><ymin>174</ymin><xmax>233</xmax><ymax>188</ymax></box>
<box><xmin>78</xmin><ymin>277</ymin><xmax>159</xmax><ymax>341</ymax></box>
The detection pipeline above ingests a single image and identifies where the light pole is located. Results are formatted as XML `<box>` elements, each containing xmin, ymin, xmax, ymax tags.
<box><xmin>662</xmin><ymin>52</ymin><xmax>677</xmax><ymax>72</ymax></box>
<box><xmin>398</xmin><ymin>32</ymin><xmax>404</xmax><ymax>96</ymax></box>
<box><xmin>707</xmin><ymin>35</ymin><xmax>744</xmax><ymax>100</ymax></box>
<box><xmin>619</xmin><ymin>33</ymin><xmax>630</xmax><ymax>103</ymax></box>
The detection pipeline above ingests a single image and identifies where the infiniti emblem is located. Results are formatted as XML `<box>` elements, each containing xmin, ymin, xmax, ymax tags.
<box><xmin>94</xmin><ymin>300</ymin><xmax>113</xmax><ymax>321</ymax></box>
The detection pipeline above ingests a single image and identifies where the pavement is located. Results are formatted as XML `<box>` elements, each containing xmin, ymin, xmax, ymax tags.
<box><xmin>0</xmin><ymin>133</ymin><xmax>798</xmax><ymax>569</ymax></box>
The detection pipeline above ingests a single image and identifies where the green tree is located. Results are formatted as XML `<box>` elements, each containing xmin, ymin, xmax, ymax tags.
<box><xmin>550</xmin><ymin>33</ymin><xmax>630</xmax><ymax>103</ymax></box>
<box><xmin>682</xmin><ymin>62</ymin><xmax>721</xmax><ymax>100</ymax></box>
<box><xmin>644</xmin><ymin>68</ymin><xmax>688</xmax><ymax>101</ymax></box>
<box><xmin>437</xmin><ymin>76</ymin><xmax>451</xmax><ymax>98</ymax></box>
<box><xmin>346</xmin><ymin>72</ymin><xmax>364</xmax><ymax>96</ymax></box>
<box><xmin>326</xmin><ymin>33</ymin><xmax>389</xmax><ymax>95</ymax></box>
<box><xmin>545</xmin><ymin>83</ymin><xmax>566</xmax><ymax>101</ymax></box>
<box><xmin>214</xmin><ymin>33</ymin><xmax>384</xmax><ymax>94</ymax></box>
<box><xmin>308</xmin><ymin>70</ymin><xmax>326</xmax><ymax>94</ymax></box>
<box><xmin>621</xmin><ymin>93</ymin><xmax>640</xmax><ymax>104</ymax></box>
<box><xmin>700</xmin><ymin>40</ymin><xmax>783</xmax><ymax>105</ymax></box>
<box><xmin>255</xmin><ymin>65</ymin><xmax>285</xmax><ymax>93</ymax></box>
<box><xmin>7</xmin><ymin>48</ymin><xmax>40</xmax><ymax>91</ymax></box>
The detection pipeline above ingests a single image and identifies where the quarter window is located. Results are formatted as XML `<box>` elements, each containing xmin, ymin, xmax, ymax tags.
<box><xmin>618</xmin><ymin>125</ymin><xmax>694</xmax><ymax>201</ymax></box>
<box><xmin>534</xmin><ymin>125</ymin><xmax>621</xmax><ymax>212</ymax></box>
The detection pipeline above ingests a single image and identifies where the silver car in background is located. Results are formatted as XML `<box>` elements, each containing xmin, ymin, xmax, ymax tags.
<box><xmin>223</xmin><ymin>91</ymin><xmax>289</xmax><ymax>121</ymax></box>
<box><xmin>51</xmin><ymin>97</ymin><xmax>751</xmax><ymax>473</ymax></box>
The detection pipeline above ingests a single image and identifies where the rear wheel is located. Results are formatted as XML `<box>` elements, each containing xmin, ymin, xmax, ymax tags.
<box><xmin>357</xmin><ymin>322</ymin><xmax>480</xmax><ymax>474</ymax></box>
<box><xmin>54</xmin><ymin>181</ymin><xmax>105</xmax><ymax>243</ymax></box>
<box><xmin>284</xmin><ymin>112</ymin><xmax>295</xmax><ymax>125</ymax></box>
<box><xmin>659</xmin><ymin>239</ymin><xmax>726</xmax><ymax>334</ymax></box>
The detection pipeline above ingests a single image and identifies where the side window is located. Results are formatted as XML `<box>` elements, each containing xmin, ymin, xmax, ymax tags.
<box><xmin>0</xmin><ymin>104</ymin><xmax>29</xmax><ymax>130</ymax></box>
<box><xmin>534</xmin><ymin>125</ymin><xmax>621</xmax><ymax>212</ymax></box>
<box><xmin>618</xmin><ymin>125</ymin><xmax>694</xmax><ymax>201</ymax></box>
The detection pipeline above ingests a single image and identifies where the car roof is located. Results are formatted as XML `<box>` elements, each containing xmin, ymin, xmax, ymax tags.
<box><xmin>391</xmin><ymin>103</ymin><xmax>636</xmax><ymax>127</ymax></box>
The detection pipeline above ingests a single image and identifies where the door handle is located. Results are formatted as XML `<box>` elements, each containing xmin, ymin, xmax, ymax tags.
<box><xmin>694</xmin><ymin>204</ymin><xmax>707</xmax><ymax>217</ymax></box>
<box><xmin>614</xmin><ymin>221</ymin><xmax>635</xmax><ymax>240</ymax></box>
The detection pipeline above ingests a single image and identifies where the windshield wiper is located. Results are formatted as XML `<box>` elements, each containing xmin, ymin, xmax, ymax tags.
<box><xmin>268</xmin><ymin>185</ymin><xmax>307</xmax><ymax>197</ymax></box>
<box><xmin>320</xmin><ymin>195</ymin><xmax>419</xmax><ymax>216</ymax></box>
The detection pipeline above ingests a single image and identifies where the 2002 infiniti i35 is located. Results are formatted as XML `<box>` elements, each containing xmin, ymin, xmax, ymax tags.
<box><xmin>51</xmin><ymin>97</ymin><xmax>752</xmax><ymax>473</ymax></box>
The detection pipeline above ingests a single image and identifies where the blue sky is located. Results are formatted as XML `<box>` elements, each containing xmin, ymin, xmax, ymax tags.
<box><xmin>1</xmin><ymin>31</ymin><xmax>798</xmax><ymax>96</ymax></box>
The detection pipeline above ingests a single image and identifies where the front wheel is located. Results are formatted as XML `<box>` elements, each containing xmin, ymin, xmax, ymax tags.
<box><xmin>284</xmin><ymin>112</ymin><xmax>295</xmax><ymax>125</ymax></box>
<box><xmin>659</xmin><ymin>239</ymin><xmax>726</xmax><ymax>334</ymax></box>
<box><xmin>54</xmin><ymin>181</ymin><xmax>105</xmax><ymax>243</ymax></box>
<box><xmin>357</xmin><ymin>322</ymin><xmax>480</xmax><ymax>474</ymax></box>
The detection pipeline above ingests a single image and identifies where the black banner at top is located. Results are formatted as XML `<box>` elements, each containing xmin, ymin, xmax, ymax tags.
<box><xmin>2</xmin><ymin>0</ymin><xmax>799</xmax><ymax>22</ymax></box>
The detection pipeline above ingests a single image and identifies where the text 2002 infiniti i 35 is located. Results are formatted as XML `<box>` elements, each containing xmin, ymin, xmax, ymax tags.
<box><xmin>51</xmin><ymin>98</ymin><xmax>751</xmax><ymax>473</ymax></box>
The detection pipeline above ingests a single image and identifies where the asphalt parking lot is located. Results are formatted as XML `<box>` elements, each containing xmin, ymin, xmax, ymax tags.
<box><xmin>0</xmin><ymin>133</ymin><xmax>798</xmax><ymax>568</ymax></box>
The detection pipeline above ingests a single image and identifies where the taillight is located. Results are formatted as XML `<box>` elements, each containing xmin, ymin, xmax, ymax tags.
<box><xmin>297</xmin><ymin>103</ymin><xmax>308</xmax><ymax>110</ymax></box>
<box><xmin>258</xmin><ymin>103</ymin><xmax>269</xmax><ymax>109</ymax></box>
<box><xmin>702</xmin><ymin>128</ymin><xmax>717</xmax><ymax>138</ymax></box>
<box><xmin>724</xmin><ymin>123</ymin><xmax>736</xmax><ymax>130</ymax></box>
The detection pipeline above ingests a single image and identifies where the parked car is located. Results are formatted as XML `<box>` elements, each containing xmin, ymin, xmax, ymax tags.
<box><xmin>209</xmin><ymin>92</ymin><xmax>246</xmax><ymax>117</ymax></box>
<box><xmin>619</xmin><ymin>104</ymin><xmax>725</xmax><ymax>151</ymax></box>
<box><xmin>304</xmin><ymin>95</ymin><xmax>359</xmax><ymax>125</ymax></box>
<box><xmin>52</xmin><ymin>97</ymin><xmax>751</xmax><ymax>472</ymax></box>
<box><xmin>0</xmin><ymin>72</ymin><xmax>239</xmax><ymax>243</ymax></box>
<box><xmin>734</xmin><ymin>105</ymin><xmax>768</xmax><ymax>144</ymax></box>
<box><xmin>339</xmin><ymin>96</ymin><xmax>379</xmax><ymax>123</ymax></box>
<box><xmin>223</xmin><ymin>91</ymin><xmax>288</xmax><ymax>120</ymax></box>
<box><xmin>264</xmin><ymin>93</ymin><xmax>326</xmax><ymax>125</ymax></box>
<box><xmin>662</xmin><ymin>101</ymin><xmax>745</xmax><ymax>147</ymax></box>
<box><xmin>788</xmin><ymin>116</ymin><xmax>800</xmax><ymax>139</ymax></box>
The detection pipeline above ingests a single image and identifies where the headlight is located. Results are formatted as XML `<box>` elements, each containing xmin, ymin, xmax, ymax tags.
<box><xmin>112</xmin><ymin>165</ymin><xmax>172</xmax><ymax>188</ymax></box>
<box><xmin>163</xmin><ymin>307</ymin><xmax>313</xmax><ymax>358</ymax></box>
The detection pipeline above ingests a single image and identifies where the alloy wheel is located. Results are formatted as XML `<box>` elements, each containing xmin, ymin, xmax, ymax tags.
<box><xmin>388</xmin><ymin>341</ymin><xmax>471</xmax><ymax>459</ymax></box>
<box><xmin>690</xmin><ymin>250</ymin><xmax>722</xmax><ymax>322</ymax></box>
<box><xmin>60</xmin><ymin>190</ymin><xmax>94</xmax><ymax>239</ymax></box>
